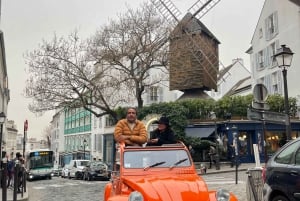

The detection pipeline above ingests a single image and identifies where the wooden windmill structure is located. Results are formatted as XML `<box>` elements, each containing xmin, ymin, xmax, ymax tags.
<box><xmin>151</xmin><ymin>0</ymin><xmax>224</xmax><ymax>99</ymax></box>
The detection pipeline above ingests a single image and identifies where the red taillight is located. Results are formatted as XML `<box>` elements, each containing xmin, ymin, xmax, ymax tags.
<box><xmin>262</xmin><ymin>166</ymin><xmax>266</xmax><ymax>183</ymax></box>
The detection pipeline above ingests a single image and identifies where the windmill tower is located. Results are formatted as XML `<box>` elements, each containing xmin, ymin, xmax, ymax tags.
<box><xmin>151</xmin><ymin>0</ymin><xmax>223</xmax><ymax>99</ymax></box>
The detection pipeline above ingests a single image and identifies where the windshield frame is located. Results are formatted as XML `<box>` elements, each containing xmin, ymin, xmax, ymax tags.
<box><xmin>123</xmin><ymin>149</ymin><xmax>191</xmax><ymax>169</ymax></box>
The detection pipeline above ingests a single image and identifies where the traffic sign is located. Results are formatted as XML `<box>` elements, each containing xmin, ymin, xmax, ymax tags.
<box><xmin>252</xmin><ymin>101</ymin><xmax>270</xmax><ymax>110</ymax></box>
<box><xmin>247</xmin><ymin>108</ymin><xmax>262</xmax><ymax>121</ymax></box>
<box><xmin>247</xmin><ymin>108</ymin><xmax>288</xmax><ymax>125</ymax></box>
<box><xmin>263</xmin><ymin>111</ymin><xmax>288</xmax><ymax>125</ymax></box>
<box><xmin>253</xmin><ymin>84</ymin><xmax>268</xmax><ymax>102</ymax></box>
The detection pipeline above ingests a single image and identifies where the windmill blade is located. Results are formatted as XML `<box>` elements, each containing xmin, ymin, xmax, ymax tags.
<box><xmin>152</xmin><ymin>0</ymin><xmax>226</xmax><ymax>89</ymax></box>
<box><xmin>150</xmin><ymin>0</ymin><xmax>182</xmax><ymax>27</ymax></box>
<box><xmin>182</xmin><ymin>32</ymin><xmax>218</xmax><ymax>86</ymax></box>
<box><xmin>188</xmin><ymin>0</ymin><xmax>221</xmax><ymax>19</ymax></box>
<box><xmin>187</xmin><ymin>0</ymin><xmax>226</xmax><ymax>83</ymax></box>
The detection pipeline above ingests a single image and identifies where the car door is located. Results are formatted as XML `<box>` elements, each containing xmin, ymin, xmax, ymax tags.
<box><xmin>286</xmin><ymin>146</ymin><xmax>300</xmax><ymax>201</ymax></box>
<box><xmin>273</xmin><ymin>140</ymin><xmax>300</xmax><ymax>201</ymax></box>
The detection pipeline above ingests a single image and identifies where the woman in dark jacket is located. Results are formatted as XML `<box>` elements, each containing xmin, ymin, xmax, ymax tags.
<box><xmin>147</xmin><ymin>116</ymin><xmax>176</xmax><ymax>146</ymax></box>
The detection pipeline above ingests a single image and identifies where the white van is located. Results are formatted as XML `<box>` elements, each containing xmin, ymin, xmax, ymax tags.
<box><xmin>68</xmin><ymin>160</ymin><xmax>90</xmax><ymax>179</ymax></box>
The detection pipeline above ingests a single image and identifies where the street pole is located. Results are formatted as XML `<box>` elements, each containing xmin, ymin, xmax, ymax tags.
<box><xmin>232</xmin><ymin>125</ymin><xmax>239</xmax><ymax>184</ymax></box>
<box><xmin>0</xmin><ymin>112</ymin><xmax>6</xmax><ymax>190</ymax></box>
<box><xmin>23</xmin><ymin>120</ymin><xmax>28</xmax><ymax>158</ymax></box>
<box><xmin>83</xmin><ymin>144</ymin><xmax>85</xmax><ymax>160</ymax></box>
<box><xmin>2</xmin><ymin>157</ymin><xmax>7</xmax><ymax>201</ymax></box>
<box><xmin>274</xmin><ymin>44</ymin><xmax>294</xmax><ymax>141</ymax></box>
<box><xmin>282</xmin><ymin>68</ymin><xmax>291</xmax><ymax>141</ymax></box>
<box><xmin>214</xmin><ymin>120</ymin><xmax>220</xmax><ymax>170</ymax></box>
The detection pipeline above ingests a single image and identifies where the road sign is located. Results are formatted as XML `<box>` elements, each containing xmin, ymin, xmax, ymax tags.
<box><xmin>247</xmin><ymin>108</ymin><xmax>262</xmax><ymax>121</ymax></box>
<box><xmin>251</xmin><ymin>101</ymin><xmax>270</xmax><ymax>110</ymax></box>
<box><xmin>253</xmin><ymin>84</ymin><xmax>268</xmax><ymax>102</ymax></box>
<box><xmin>247</xmin><ymin>108</ymin><xmax>288</xmax><ymax>125</ymax></box>
<box><xmin>263</xmin><ymin>111</ymin><xmax>288</xmax><ymax>125</ymax></box>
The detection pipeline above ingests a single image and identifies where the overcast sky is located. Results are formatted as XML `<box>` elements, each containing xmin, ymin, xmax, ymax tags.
<box><xmin>1</xmin><ymin>0</ymin><xmax>264</xmax><ymax>139</ymax></box>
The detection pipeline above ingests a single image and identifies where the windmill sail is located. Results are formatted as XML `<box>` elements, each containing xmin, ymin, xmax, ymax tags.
<box><xmin>151</xmin><ymin>0</ymin><xmax>223</xmax><ymax>92</ymax></box>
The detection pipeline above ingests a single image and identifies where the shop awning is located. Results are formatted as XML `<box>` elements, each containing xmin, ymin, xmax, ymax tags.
<box><xmin>185</xmin><ymin>127</ymin><xmax>216</xmax><ymax>138</ymax></box>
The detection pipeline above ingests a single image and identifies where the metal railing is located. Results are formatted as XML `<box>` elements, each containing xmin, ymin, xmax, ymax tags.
<box><xmin>0</xmin><ymin>159</ymin><xmax>26</xmax><ymax>201</ymax></box>
<box><xmin>246</xmin><ymin>167</ymin><xmax>264</xmax><ymax>201</ymax></box>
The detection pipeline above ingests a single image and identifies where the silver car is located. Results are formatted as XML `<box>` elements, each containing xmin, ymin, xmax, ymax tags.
<box><xmin>61</xmin><ymin>164</ymin><xmax>70</xmax><ymax>178</ymax></box>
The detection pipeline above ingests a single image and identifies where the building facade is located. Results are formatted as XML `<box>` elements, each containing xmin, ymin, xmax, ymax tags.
<box><xmin>248</xmin><ymin>0</ymin><xmax>300</xmax><ymax>109</ymax></box>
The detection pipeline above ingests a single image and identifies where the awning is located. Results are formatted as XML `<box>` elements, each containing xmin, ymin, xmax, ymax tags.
<box><xmin>185</xmin><ymin>127</ymin><xmax>215</xmax><ymax>138</ymax></box>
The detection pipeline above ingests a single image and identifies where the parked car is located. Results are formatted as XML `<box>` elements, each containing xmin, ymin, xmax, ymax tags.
<box><xmin>61</xmin><ymin>164</ymin><xmax>70</xmax><ymax>178</ymax></box>
<box><xmin>52</xmin><ymin>165</ymin><xmax>62</xmax><ymax>177</ymax></box>
<box><xmin>68</xmin><ymin>159</ymin><xmax>90</xmax><ymax>179</ymax></box>
<box><xmin>263</xmin><ymin>137</ymin><xmax>300</xmax><ymax>201</ymax></box>
<box><xmin>83</xmin><ymin>161</ymin><xmax>110</xmax><ymax>181</ymax></box>
<box><xmin>104</xmin><ymin>142</ymin><xmax>238</xmax><ymax>201</ymax></box>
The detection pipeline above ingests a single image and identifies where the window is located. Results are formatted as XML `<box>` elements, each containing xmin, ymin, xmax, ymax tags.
<box><xmin>105</xmin><ymin>116</ymin><xmax>115</xmax><ymax>127</ymax></box>
<box><xmin>258</xmin><ymin>50</ymin><xmax>264</xmax><ymax>68</ymax></box>
<box><xmin>271</xmin><ymin>72</ymin><xmax>279</xmax><ymax>94</ymax></box>
<box><xmin>268</xmin><ymin>41</ymin><xmax>279</xmax><ymax>68</ymax></box>
<box><xmin>93</xmin><ymin>116</ymin><xmax>97</xmax><ymax>129</ymax></box>
<box><xmin>275</xmin><ymin>141</ymin><xmax>300</xmax><ymax>164</ymax></box>
<box><xmin>259</xmin><ymin>28</ymin><xmax>263</xmax><ymax>38</ymax></box>
<box><xmin>150</xmin><ymin>86</ymin><xmax>158</xmax><ymax>101</ymax></box>
<box><xmin>265</xmin><ymin>11</ymin><xmax>278</xmax><ymax>40</ymax></box>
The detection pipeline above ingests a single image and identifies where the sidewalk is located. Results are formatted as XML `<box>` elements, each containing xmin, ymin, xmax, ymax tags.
<box><xmin>0</xmin><ymin>187</ymin><xmax>29</xmax><ymax>201</ymax></box>
<box><xmin>196</xmin><ymin>162</ymin><xmax>262</xmax><ymax>175</ymax></box>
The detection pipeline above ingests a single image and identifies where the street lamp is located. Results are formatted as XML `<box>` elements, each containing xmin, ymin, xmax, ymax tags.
<box><xmin>231</xmin><ymin>125</ymin><xmax>239</xmax><ymax>184</ymax></box>
<box><xmin>0</xmin><ymin>112</ymin><xmax>6</xmax><ymax>194</ymax></box>
<box><xmin>0</xmin><ymin>112</ymin><xmax>6</xmax><ymax>159</ymax></box>
<box><xmin>274</xmin><ymin>44</ymin><xmax>294</xmax><ymax>141</ymax></box>
<box><xmin>83</xmin><ymin>139</ymin><xmax>87</xmax><ymax>160</ymax></box>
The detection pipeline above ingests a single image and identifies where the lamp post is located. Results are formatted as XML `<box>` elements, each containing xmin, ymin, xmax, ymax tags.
<box><xmin>274</xmin><ymin>45</ymin><xmax>294</xmax><ymax>141</ymax></box>
<box><xmin>0</xmin><ymin>112</ymin><xmax>6</xmax><ymax>192</ymax></box>
<box><xmin>231</xmin><ymin>125</ymin><xmax>239</xmax><ymax>184</ymax></box>
<box><xmin>83</xmin><ymin>139</ymin><xmax>87</xmax><ymax>160</ymax></box>
<box><xmin>23</xmin><ymin>120</ymin><xmax>28</xmax><ymax>158</ymax></box>
<box><xmin>0</xmin><ymin>112</ymin><xmax>6</xmax><ymax>160</ymax></box>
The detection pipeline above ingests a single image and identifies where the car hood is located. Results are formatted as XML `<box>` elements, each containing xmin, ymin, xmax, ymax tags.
<box><xmin>122</xmin><ymin>174</ymin><xmax>210</xmax><ymax>200</ymax></box>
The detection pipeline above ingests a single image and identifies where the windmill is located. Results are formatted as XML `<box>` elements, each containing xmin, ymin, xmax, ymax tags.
<box><xmin>151</xmin><ymin>0</ymin><xmax>225</xmax><ymax>99</ymax></box>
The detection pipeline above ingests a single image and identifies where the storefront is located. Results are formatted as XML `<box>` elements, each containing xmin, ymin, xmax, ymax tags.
<box><xmin>186</xmin><ymin>119</ymin><xmax>300</xmax><ymax>163</ymax></box>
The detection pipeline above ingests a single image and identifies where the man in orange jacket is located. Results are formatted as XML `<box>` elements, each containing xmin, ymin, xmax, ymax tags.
<box><xmin>114</xmin><ymin>107</ymin><xmax>148</xmax><ymax>146</ymax></box>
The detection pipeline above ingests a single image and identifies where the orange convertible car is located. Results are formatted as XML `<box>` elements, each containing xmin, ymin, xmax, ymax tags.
<box><xmin>104</xmin><ymin>142</ymin><xmax>238</xmax><ymax>201</ymax></box>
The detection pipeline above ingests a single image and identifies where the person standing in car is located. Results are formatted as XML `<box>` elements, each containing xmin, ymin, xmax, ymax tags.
<box><xmin>114</xmin><ymin>107</ymin><xmax>148</xmax><ymax>146</ymax></box>
<box><xmin>147</xmin><ymin>116</ymin><xmax>176</xmax><ymax>146</ymax></box>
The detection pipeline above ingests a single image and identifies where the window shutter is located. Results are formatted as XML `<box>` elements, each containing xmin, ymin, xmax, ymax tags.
<box><xmin>159</xmin><ymin>87</ymin><xmax>164</xmax><ymax>102</ymax></box>
<box><xmin>255</xmin><ymin>53</ymin><xmax>259</xmax><ymax>70</ymax></box>
<box><xmin>265</xmin><ymin>18</ymin><xmax>270</xmax><ymax>40</ymax></box>
<box><xmin>274</xmin><ymin>11</ymin><xmax>278</xmax><ymax>34</ymax></box>
<box><xmin>277</xmin><ymin>70</ymin><xmax>283</xmax><ymax>95</ymax></box>
<box><xmin>263</xmin><ymin>48</ymin><xmax>268</xmax><ymax>68</ymax></box>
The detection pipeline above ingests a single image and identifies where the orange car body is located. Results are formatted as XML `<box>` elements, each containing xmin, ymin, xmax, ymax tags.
<box><xmin>104</xmin><ymin>142</ymin><xmax>238</xmax><ymax>201</ymax></box>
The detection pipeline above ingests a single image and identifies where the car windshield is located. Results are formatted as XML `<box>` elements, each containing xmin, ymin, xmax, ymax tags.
<box><xmin>123</xmin><ymin>150</ymin><xmax>191</xmax><ymax>169</ymax></box>
<box><xmin>78</xmin><ymin>161</ymin><xmax>89</xmax><ymax>166</ymax></box>
<box><xmin>90</xmin><ymin>162</ymin><xmax>107</xmax><ymax>169</ymax></box>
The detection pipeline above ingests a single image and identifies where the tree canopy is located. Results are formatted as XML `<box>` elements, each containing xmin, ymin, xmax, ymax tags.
<box><xmin>24</xmin><ymin>2</ymin><xmax>169</xmax><ymax>121</ymax></box>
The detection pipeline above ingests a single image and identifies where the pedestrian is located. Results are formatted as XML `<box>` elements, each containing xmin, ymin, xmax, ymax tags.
<box><xmin>188</xmin><ymin>145</ymin><xmax>195</xmax><ymax>156</ymax></box>
<box><xmin>146</xmin><ymin>116</ymin><xmax>176</xmax><ymax>146</ymax></box>
<box><xmin>208</xmin><ymin>145</ymin><xmax>216</xmax><ymax>169</ymax></box>
<box><xmin>7</xmin><ymin>158</ymin><xmax>15</xmax><ymax>188</ymax></box>
<box><xmin>114</xmin><ymin>107</ymin><xmax>148</xmax><ymax>146</ymax></box>
<box><xmin>14</xmin><ymin>152</ymin><xmax>23</xmax><ymax>193</ymax></box>
<box><xmin>228</xmin><ymin>142</ymin><xmax>235</xmax><ymax>168</ymax></box>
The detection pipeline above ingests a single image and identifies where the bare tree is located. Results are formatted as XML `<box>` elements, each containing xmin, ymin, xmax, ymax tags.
<box><xmin>42</xmin><ymin>125</ymin><xmax>53</xmax><ymax>148</ymax></box>
<box><xmin>88</xmin><ymin>2</ymin><xmax>170</xmax><ymax>108</ymax></box>
<box><xmin>24</xmin><ymin>2</ymin><xmax>170</xmax><ymax>122</ymax></box>
<box><xmin>24</xmin><ymin>31</ymin><xmax>125</xmax><ymax>120</ymax></box>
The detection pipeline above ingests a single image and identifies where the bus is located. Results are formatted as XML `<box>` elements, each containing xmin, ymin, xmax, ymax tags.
<box><xmin>25</xmin><ymin>149</ymin><xmax>54</xmax><ymax>181</ymax></box>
